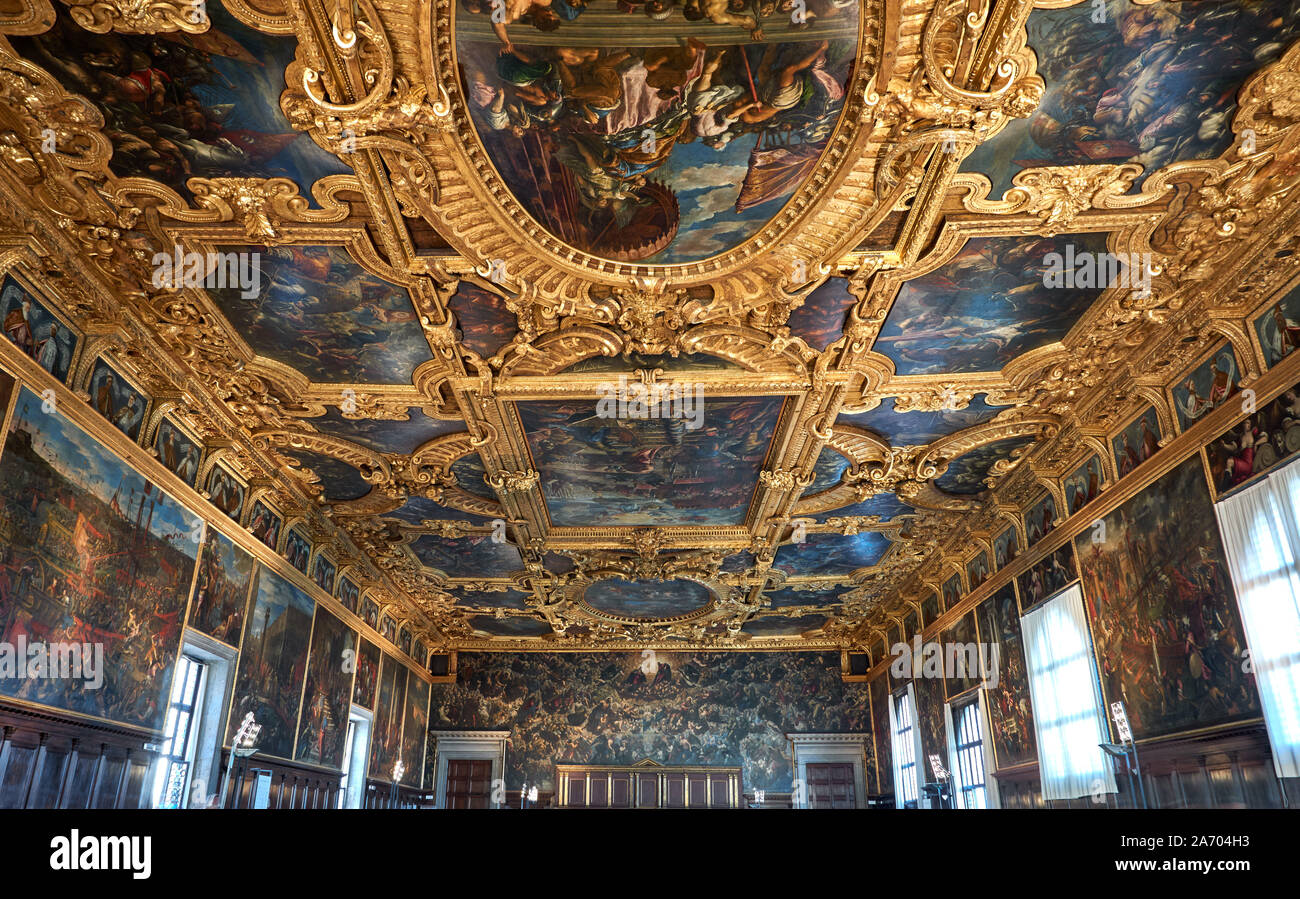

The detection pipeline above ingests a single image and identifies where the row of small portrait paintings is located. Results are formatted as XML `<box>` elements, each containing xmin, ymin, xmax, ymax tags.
<box><xmin>933</xmin><ymin>332</ymin><xmax>1269</xmax><ymax>599</ymax></box>
<box><xmin>878</xmin><ymin>353</ymin><xmax>1300</xmax><ymax>671</ymax></box>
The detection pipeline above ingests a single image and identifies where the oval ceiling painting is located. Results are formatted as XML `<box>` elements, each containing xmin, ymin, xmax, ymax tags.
<box><xmin>455</xmin><ymin>2</ymin><xmax>861</xmax><ymax>263</ymax></box>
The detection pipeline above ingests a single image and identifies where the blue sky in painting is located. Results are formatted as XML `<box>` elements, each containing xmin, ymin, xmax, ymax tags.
<box><xmin>774</xmin><ymin>531</ymin><xmax>891</xmax><ymax>576</ymax></box>
<box><xmin>765</xmin><ymin>585</ymin><xmax>846</xmax><ymax>610</ymax></box>
<box><xmin>305</xmin><ymin>407</ymin><xmax>462</xmax><ymax>455</ymax></box>
<box><xmin>9</xmin><ymin>388</ymin><xmax>198</xmax><ymax>555</ymax></box>
<box><xmin>451</xmin><ymin>452</ymin><xmax>496</xmax><ymax>499</ymax></box>
<box><xmin>840</xmin><ymin>394</ymin><xmax>1009</xmax><ymax>446</ymax></box>
<box><xmin>934</xmin><ymin>437</ymin><xmax>1031</xmax><ymax>495</ymax></box>
<box><xmin>383</xmin><ymin>496</ymin><xmax>496</xmax><ymax>526</ymax></box>
<box><xmin>961</xmin><ymin>0</ymin><xmax>1300</xmax><ymax>197</ymax></box>
<box><xmin>210</xmin><ymin>246</ymin><xmax>432</xmax><ymax>385</ymax></box>
<box><xmin>648</xmin><ymin>134</ymin><xmax>784</xmax><ymax>264</ymax></box>
<box><xmin>412</xmin><ymin>534</ymin><xmax>523</xmax><ymax>578</ymax></box>
<box><xmin>742</xmin><ymin>614</ymin><xmax>828</xmax><ymax>637</ymax></box>
<box><xmin>806</xmin><ymin>447</ymin><xmax>852</xmax><ymax>495</ymax></box>
<box><xmin>876</xmin><ymin>234</ymin><xmax>1108</xmax><ymax>375</ymax></box>
<box><xmin>469</xmin><ymin>616</ymin><xmax>554</xmax><ymax>637</ymax></box>
<box><xmin>788</xmin><ymin>279</ymin><xmax>856</xmax><ymax>351</ymax></box>
<box><xmin>282</xmin><ymin>450</ymin><xmax>371</xmax><ymax>502</ymax></box>
<box><xmin>453</xmin><ymin>588</ymin><xmax>531</xmax><ymax>611</ymax></box>
<box><xmin>584</xmin><ymin>578</ymin><xmax>712</xmax><ymax>619</ymax></box>
<box><xmin>247</xmin><ymin>567</ymin><xmax>316</xmax><ymax>639</ymax></box>
<box><xmin>809</xmin><ymin>492</ymin><xmax>910</xmax><ymax>523</ymax></box>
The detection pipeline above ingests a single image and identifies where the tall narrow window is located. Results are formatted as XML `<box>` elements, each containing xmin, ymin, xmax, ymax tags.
<box><xmin>152</xmin><ymin>655</ymin><xmax>206</xmax><ymax>808</ymax></box>
<box><xmin>950</xmin><ymin>697</ymin><xmax>987</xmax><ymax>809</ymax></box>
<box><xmin>1021</xmin><ymin>584</ymin><xmax>1116</xmax><ymax>801</ymax></box>
<box><xmin>337</xmin><ymin>720</ymin><xmax>357</xmax><ymax>809</ymax></box>
<box><xmin>890</xmin><ymin>687</ymin><xmax>919</xmax><ymax>807</ymax></box>
<box><xmin>1214</xmin><ymin>461</ymin><xmax>1300</xmax><ymax>778</ymax></box>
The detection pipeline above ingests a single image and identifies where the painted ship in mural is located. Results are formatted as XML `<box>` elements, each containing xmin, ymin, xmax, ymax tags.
<box><xmin>455</xmin><ymin>0</ymin><xmax>860</xmax><ymax>263</ymax></box>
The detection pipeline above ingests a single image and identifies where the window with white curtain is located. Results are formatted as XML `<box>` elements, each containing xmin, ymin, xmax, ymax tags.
<box><xmin>1213</xmin><ymin>459</ymin><xmax>1300</xmax><ymax>779</ymax></box>
<box><xmin>950</xmin><ymin>696</ymin><xmax>988</xmax><ymax>809</ymax></box>
<box><xmin>1021</xmin><ymin>584</ymin><xmax>1116</xmax><ymax>801</ymax></box>
<box><xmin>890</xmin><ymin>686</ymin><xmax>919</xmax><ymax>807</ymax></box>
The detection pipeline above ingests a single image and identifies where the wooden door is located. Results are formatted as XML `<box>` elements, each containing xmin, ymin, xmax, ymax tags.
<box><xmin>445</xmin><ymin>759</ymin><xmax>492</xmax><ymax>809</ymax></box>
<box><xmin>806</xmin><ymin>763</ymin><xmax>856</xmax><ymax>809</ymax></box>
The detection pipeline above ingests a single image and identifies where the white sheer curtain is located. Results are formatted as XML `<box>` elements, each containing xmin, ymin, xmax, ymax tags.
<box><xmin>1021</xmin><ymin>584</ymin><xmax>1116</xmax><ymax>801</ymax></box>
<box><xmin>1213</xmin><ymin>462</ymin><xmax>1300</xmax><ymax>778</ymax></box>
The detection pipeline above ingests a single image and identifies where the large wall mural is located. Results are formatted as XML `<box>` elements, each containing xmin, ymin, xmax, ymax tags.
<box><xmin>0</xmin><ymin>387</ymin><xmax>200</xmax><ymax>731</ymax></box>
<box><xmin>295</xmin><ymin>608</ymin><xmax>357</xmax><ymax>770</ymax></box>
<box><xmin>455</xmin><ymin>6</ymin><xmax>860</xmax><ymax>262</ymax></box>
<box><xmin>226</xmin><ymin>566</ymin><xmax>316</xmax><ymax>760</ymax></box>
<box><xmin>429</xmin><ymin>651</ymin><xmax>870</xmax><ymax>793</ymax></box>
<box><xmin>1074</xmin><ymin>457</ymin><xmax>1260</xmax><ymax>741</ymax></box>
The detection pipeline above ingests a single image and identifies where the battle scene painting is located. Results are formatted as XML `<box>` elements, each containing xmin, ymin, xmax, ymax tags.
<box><xmin>964</xmin><ymin>0</ymin><xmax>1300</xmax><ymax>195</ymax></box>
<box><xmin>0</xmin><ymin>388</ymin><xmax>201</xmax><ymax>730</ymax></box>
<box><xmin>1074</xmin><ymin>457</ymin><xmax>1260</xmax><ymax>740</ymax></box>
<box><xmin>429</xmin><ymin>651</ymin><xmax>868</xmax><ymax>793</ymax></box>
<box><xmin>187</xmin><ymin>528</ymin><xmax>254</xmax><ymax>647</ymax></box>
<box><xmin>977</xmin><ymin>584</ymin><xmax>1036</xmax><ymax>769</ymax></box>
<box><xmin>13</xmin><ymin>1</ymin><xmax>351</xmax><ymax>199</ymax></box>
<box><xmin>411</xmin><ymin>534</ymin><xmax>523</xmax><ymax>578</ymax></box>
<box><xmin>295</xmin><ymin>607</ymin><xmax>357</xmax><ymax>769</ymax></box>
<box><xmin>399</xmin><ymin>676</ymin><xmax>430</xmax><ymax>787</ymax></box>
<box><xmin>1</xmin><ymin>275</ymin><xmax>77</xmax><ymax>383</ymax></box>
<box><xmin>455</xmin><ymin>6</ymin><xmax>860</xmax><ymax>262</ymax></box>
<box><xmin>518</xmin><ymin>396</ymin><xmax>783</xmax><ymax>526</ymax></box>
<box><xmin>874</xmin><ymin>234</ymin><xmax>1109</xmax><ymax>375</ymax></box>
<box><xmin>352</xmin><ymin>638</ymin><xmax>379</xmax><ymax>709</ymax></box>
<box><xmin>368</xmin><ymin>654</ymin><xmax>408</xmax><ymax>780</ymax></box>
<box><xmin>208</xmin><ymin>246</ymin><xmax>433</xmax><ymax>385</ymax></box>
<box><xmin>227</xmin><ymin>566</ymin><xmax>316</xmax><ymax>759</ymax></box>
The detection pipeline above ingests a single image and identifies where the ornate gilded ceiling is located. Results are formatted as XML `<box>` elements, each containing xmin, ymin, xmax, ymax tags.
<box><xmin>2</xmin><ymin>0</ymin><xmax>1300</xmax><ymax>653</ymax></box>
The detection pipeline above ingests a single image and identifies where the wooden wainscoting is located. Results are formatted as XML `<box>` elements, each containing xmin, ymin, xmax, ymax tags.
<box><xmin>219</xmin><ymin>751</ymin><xmax>343</xmax><ymax>809</ymax></box>
<box><xmin>0</xmin><ymin>700</ymin><xmax>157</xmax><ymax>809</ymax></box>
<box><xmin>555</xmin><ymin>760</ymin><xmax>743</xmax><ymax>808</ymax></box>
<box><xmin>993</xmin><ymin>723</ymin><xmax>1299</xmax><ymax>809</ymax></box>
